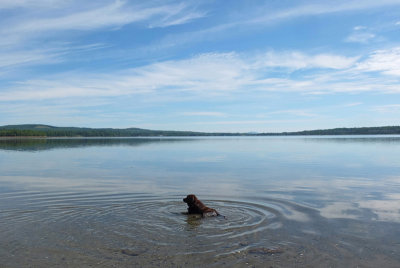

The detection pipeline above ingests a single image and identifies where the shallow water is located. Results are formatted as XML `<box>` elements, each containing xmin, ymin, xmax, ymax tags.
<box><xmin>1</xmin><ymin>136</ymin><xmax>400</xmax><ymax>267</ymax></box>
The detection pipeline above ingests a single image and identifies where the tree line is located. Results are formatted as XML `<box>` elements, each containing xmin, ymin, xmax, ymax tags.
<box><xmin>0</xmin><ymin>129</ymin><xmax>46</xmax><ymax>137</ymax></box>
<box><xmin>1</xmin><ymin>125</ymin><xmax>400</xmax><ymax>137</ymax></box>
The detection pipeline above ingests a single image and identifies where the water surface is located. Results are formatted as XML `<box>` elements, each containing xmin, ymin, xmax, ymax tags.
<box><xmin>1</xmin><ymin>136</ymin><xmax>400</xmax><ymax>267</ymax></box>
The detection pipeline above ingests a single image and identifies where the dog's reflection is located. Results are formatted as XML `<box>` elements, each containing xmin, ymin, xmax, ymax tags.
<box><xmin>184</xmin><ymin>213</ymin><xmax>203</xmax><ymax>229</ymax></box>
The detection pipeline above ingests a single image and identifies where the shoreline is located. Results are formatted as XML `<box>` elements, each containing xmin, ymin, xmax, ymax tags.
<box><xmin>2</xmin><ymin>134</ymin><xmax>400</xmax><ymax>139</ymax></box>
<box><xmin>0</xmin><ymin>136</ymin><xmax>47</xmax><ymax>139</ymax></box>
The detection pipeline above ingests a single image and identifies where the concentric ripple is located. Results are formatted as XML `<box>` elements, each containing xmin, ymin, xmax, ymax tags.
<box><xmin>2</xmin><ymin>189</ymin><xmax>399</xmax><ymax>267</ymax></box>
<box><xmin>0</xmin><ymin>191</ymin><xmax>291</xmax><ymax>257</ymax></box>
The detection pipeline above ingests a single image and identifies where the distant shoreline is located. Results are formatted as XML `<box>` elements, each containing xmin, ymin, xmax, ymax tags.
<box><xmin>0</xmin><ymin>136</ymin><xmax>47</xmax><ymax>139</ymax></box>
<box><xmin>2</xmin><ymin>134</ymin><xmax>400</xmax><ymax>138</ymax></box>
<box><xmin>1</xmin><ymin>124</ymin><xmax>400</xmax><ymax>137</ymax></box>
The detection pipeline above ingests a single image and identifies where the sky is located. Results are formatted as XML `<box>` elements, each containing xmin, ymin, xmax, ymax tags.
<box><xmin>1</xmin><ymin>0</ymin><xmax>400</xmax><ymax>132</ymax></box>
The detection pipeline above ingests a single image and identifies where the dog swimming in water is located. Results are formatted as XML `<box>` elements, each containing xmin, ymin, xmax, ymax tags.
<box><xmin>183</xmin><ymin>194</ymin><xmax>223</xmax><ymax>218</ymax></box>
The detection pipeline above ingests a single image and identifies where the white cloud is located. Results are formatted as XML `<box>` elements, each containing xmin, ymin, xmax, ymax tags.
<box><xmin>343</xmin><ymin>102</ymin><xmax>363</xmax><ymax>107</ymax></box>
<box><xmin>345</xmin><ymin>32</ymin><xmax>376</xmax><ymax>43</ymax></box>
<box><xmin>353</xmin><ymin>25</ymin><xmax>366</xmax><ymax>30</ymax></box>
<box><xmin>372</xmin><ymin>104</ymin><xmax>400</xmax><ymax>113</ymax></box>
<box><xmin>249</xmin><ymin>0</ymin><xmax>400</xmax><ymax>26</ymax></box>
<box><xmin>1</xmin><ymin>48</ymin><xmax>400</xmax><ymax>102</ymax></box>
<box><xmin>0</xmin><ymin>52</ymin><xmax>248</xmax><ymax>101</ymax></box>
<box><xmin>356</xmin><ymin>47</ymin><xmax>400</xmax><ymax>76</ymax></box>
<box><xmin>259</xmin><ymin>51</ymin><xmax>358</xmax><ymax>70</ymax></box>
<box><xmin>193</xmin><ymin>120</ymin><xmax>295</xmax><ymax>125</ymax></box>
<box><xmin>7</xmin><ymin>2</ymin><xmax>196</xmax><ymax>33</ymax></box>
<box><xmin>0</xmin><ymin>0</ymin><xmax>67</xmax><ymax>9</ymax></box>
<box><xmin>0</xmin><ymin>43</ymin><xmax>107</xmax><ymax>72</ymax></box>
<box><xmin>143</xmin><ymin>0</ymin><xmax>400</xmax><ymax>54</ymax></box>
<box><xmin>147</xmin><ymin>3</ymin><xmax>207</xmax><ymax>28</ymax></box>
<box><xmin>345</xmin><ymin>25</ymin><xmax>376</xmax><ymax>44</ymax></box>
<box><xmin>0</xmin><ymin>1</ymin><xmax>207</xmax><ymax>49</ymax></box>
<box><xmin>268</xmin><ymin>109</ymin><xmax>318</xmax><ymax>117</ymax></box>
<box><xmin>0</xmin><ymin>49</ymin><xmax>61</xmax><ymax>69</ymax></box>
<box><xmin>182</xmin><ymin>112</ymin><xmax>226</xmax><ymax>117</ymax></box>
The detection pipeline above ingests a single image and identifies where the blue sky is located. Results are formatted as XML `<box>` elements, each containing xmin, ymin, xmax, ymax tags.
<box><xmin>1</xmin><ymin>0</ymin><xmax>400</xmax><ymax>132</ymax></box>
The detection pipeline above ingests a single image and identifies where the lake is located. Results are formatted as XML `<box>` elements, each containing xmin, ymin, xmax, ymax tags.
<box><xmin>1</xmin><ymin>136</ymin><xmax>400</xmax><ymax>267</ymax></box>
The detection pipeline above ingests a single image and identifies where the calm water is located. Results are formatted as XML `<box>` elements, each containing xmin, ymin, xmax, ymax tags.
<box><xmin>1</xmin><ymin>136</ymin><xmax>400</xmax><ymax>267</ymax></box>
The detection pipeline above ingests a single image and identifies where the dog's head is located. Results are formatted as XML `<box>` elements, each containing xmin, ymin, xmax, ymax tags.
<box><xmin>183</xmin><ymin>194</ymin><xmax>197</xmax><ymax>205</ymax></box>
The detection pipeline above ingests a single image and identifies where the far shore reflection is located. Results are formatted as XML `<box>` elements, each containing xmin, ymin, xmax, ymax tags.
<box><xmin>1</xmin><ymin>135</ymin><xmax>400</xmax><ymax>152</ymax></box>
<box><xmin>0</xmin><ymin>137</ymin><xmax>195</xmax><ymax>151</ymax></box>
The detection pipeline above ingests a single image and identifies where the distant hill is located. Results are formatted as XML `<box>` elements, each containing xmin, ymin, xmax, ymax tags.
<box><xmin>0</xmin><ymin>124</ymin><xmax>210</xmax><ymax>137</ymax></box>
<box><xmin>1</xmin><ymin>124</ymin><xmax>400</xmax><ymax>137</ymax></box>
<box><xmin>266</xmin><ymin>126</ymin><xmax>400</xmax><ymax>136</ymax></box>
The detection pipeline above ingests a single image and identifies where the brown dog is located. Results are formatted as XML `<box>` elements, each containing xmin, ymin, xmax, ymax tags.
<box><xmin>183</xmin><ymin>194</ymin><xmax>220</xmax><ymax>217</ymax></box>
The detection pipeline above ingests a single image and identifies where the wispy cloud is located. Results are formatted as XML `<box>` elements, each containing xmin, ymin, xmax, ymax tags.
<box><xmin>5</xmin><ymin>1</ymin><xmax>205</xmax><ymax>34</ymax></box>
<box><xmin>343</xmin><ymin>102</ymin><xmax>363</xmax><ymax>107</ymax></box>
<box><xmin>193</xmin><ymin>120</ymin><xmax>295</xmax><ymax>126</ymax></box>
<box><xmin>267</xmin><ymin>109</ymin><xmax>318</xmax><ymax>117</ymax></box>
<box><xmin>0</xmin><ymin>0</ymin><xmax>207</xmax><ymax>50</ymax></box>
<box><xmin>0</xmin><ymin>1</ymin><xmax>208</xmax><ymax>81</ymax></box>
<box><xmin>0</xmin><ymin>43</ymin><xmax>106</xmax><ymax>71</ymax></box>
<box><xmin>372</xmin><ymin>104</ymin><xmax>400</xmax><ymax>113</ymax></box>
<box><xmin>257</xmin><ymin>51</ymin><xmax>358</xmax><ymax>70</ymax></box>
<box><xmin>345</xmin><ymin>32</ymin><xmax>376</xmax><ymax>43</ymax></box>
<box><xmin>147</xmin><ymin>2</ymin><xmax>207</xmax><ymax>28</ymax></box>
<box><xmin>149</xmin><ymin>0</ymin><xmax>400</xmax><ymax>52</ymax></box>
<box><xmin>0</xmin><ymin>0</ymin><xmax>66</xmax><ymax>9</ymax></box>
<box><xmin>250</xmin><ymin>0</ymin><xmax>400</xmax><ymax>24</ymax></box>
<box><xmin>356</xmin><ymin>47</ymin><xmax>400</xmax><ymax>76</ymax></box>
<box><xmin>0</xmin><ymin>52</ymin><xmax>246</xmax><ymax>101</ymax></box>
<box><xmin>345</xmin><ymin>25</ymin><xmax>376</xmax><ymax>43</ymax></box>
<box><xmin>0</xmin><ymin>49</ymin><xmax>61</xmax><ymax>69</ymax></box>
<box><xmin>181</xmin><ymin>112</ymin><xmax>226</xmax><ymax>117</ymax></box>
<box><xmin>8</xmin><ymin>1</ymin><xmax>143</xmax><ymax>32</ymax></box>
<box><xmin>2</xmin><ymin>47</ymin><xmax>400</xmax><ymax>102</ymax></box>
<box><xmin>2</xmin><ymin>48</ymin><xmax>400</xmax><ymax>103</ymax></box>
<box><xmin>353</xmin><ymin>26</ymin><xmax>367</xmax><ymax>30</ymax></box>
